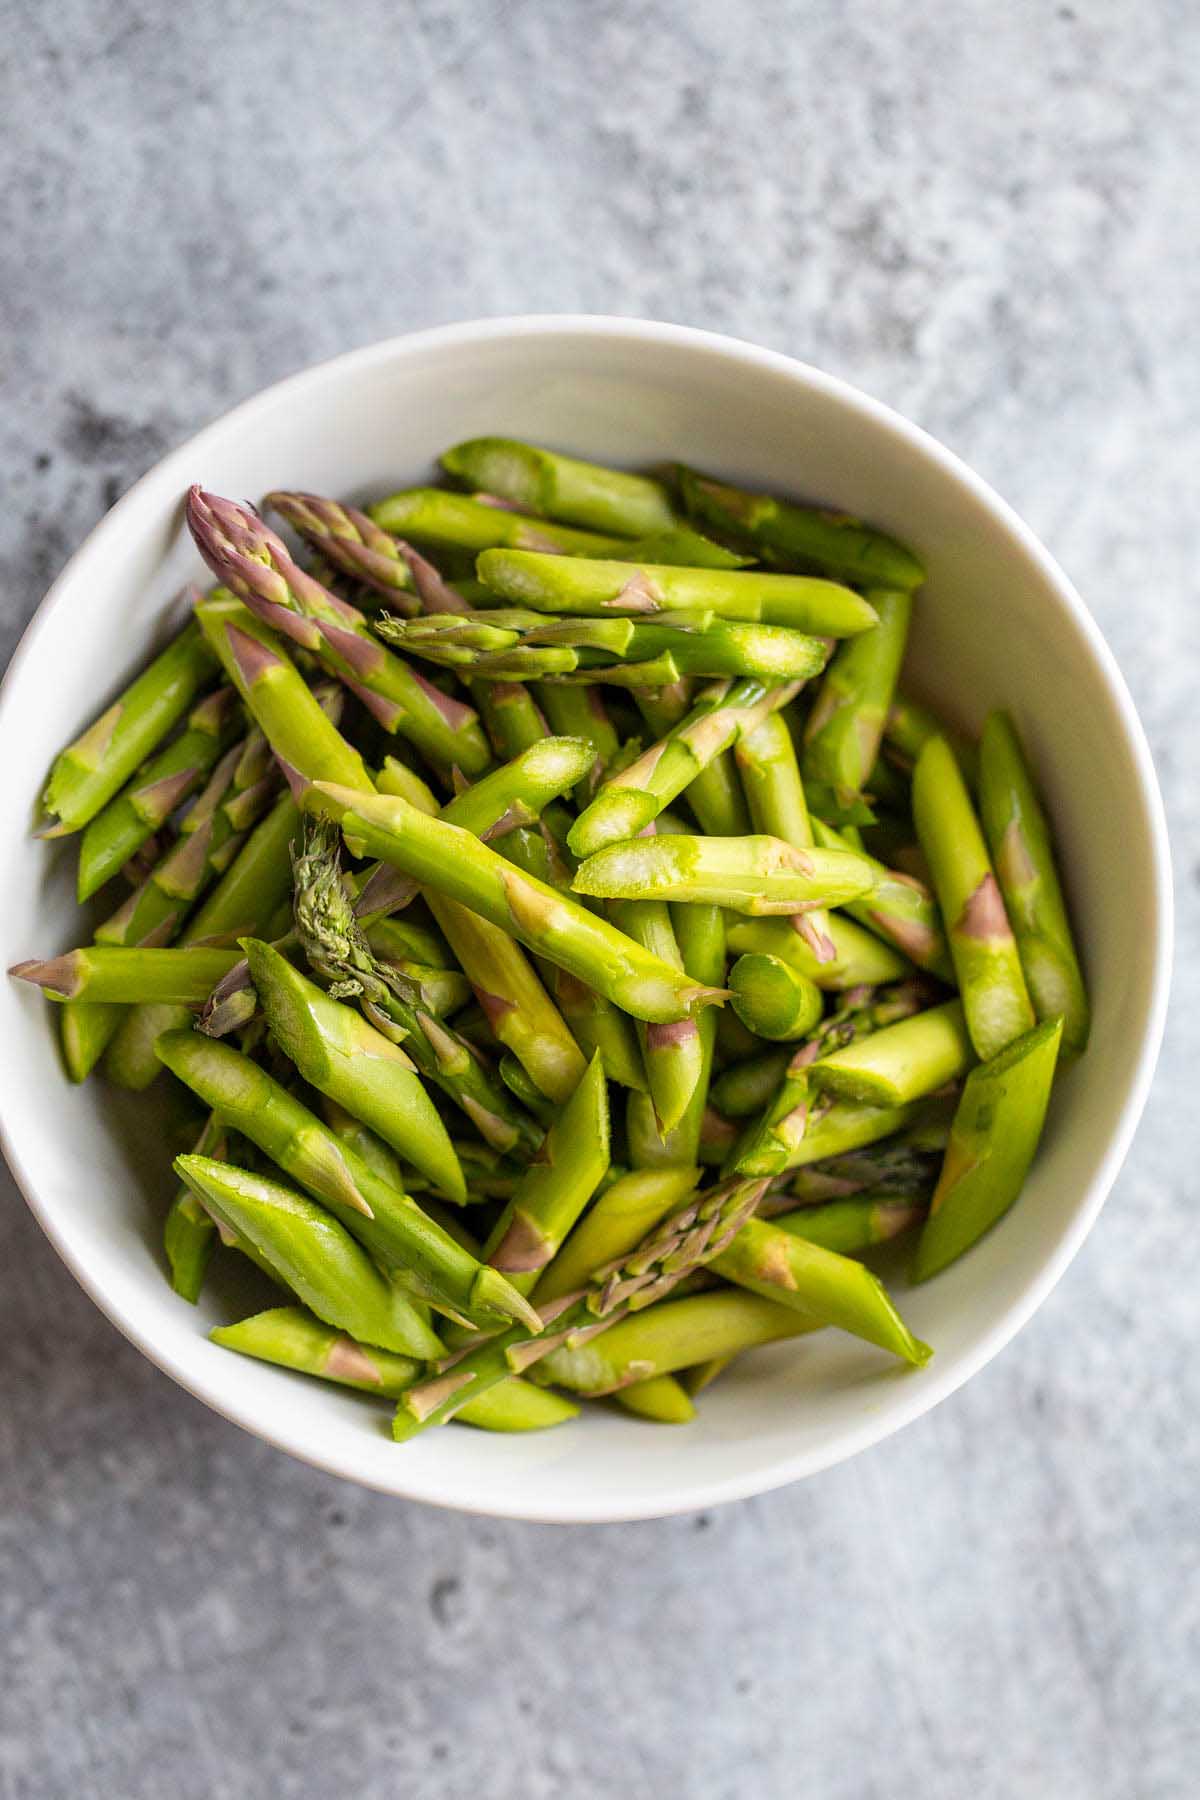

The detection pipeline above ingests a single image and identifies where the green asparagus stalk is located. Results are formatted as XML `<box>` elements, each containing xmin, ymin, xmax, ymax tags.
<box><xmin>568</xmin><ymin>677</ymin><xmax>803</xmax><ymax>857</ymax></box>
<box><xmin>535</xmin><ymin>683</ymin><xmax>622</xmax><ymax>804</ymax></box>
<box><xmin>772</xmin><ymin>1194</ymin><xmax>927</xmax><ymax>1254</ymax></box>
<box><xmin>291</xmin><ymin>821</ymin><xmax>541</xmax><ymax>1156</ymax></box>
<box><xmin>731</xmin><ymin>983</ymin><xmax>928</xmax><ymax>1177</ymax></box>
<box><xmin>811</xmin><ymin>818</ymin><xmax>952</xmax><ymax>978</ymax></box>
<box><xmin>885</xmin><ymin>693</ymin><xmax>978</xmax><ymax>786</ymax></box>
<box><xmin>728</xmin><ymin>952</ymin><xmax>823</xmax><ymax>1041</ymax></box>
<box><xmin>438</xmin><ymin>736</ymin><xmax>595</xmax><ymax>840</ymax></box>
<box><xmin>40</xmin><ymin>618</ymin><xmax>216</xmax><ymax>834</ymax></box>
<box><xmin>734</xmin><ymin>709</ymin><xmax>837</xmax><ymax>967</ymax></box>
<box><xmin>75</xmin><ymin>687</ymin><xmax>241</xmax><ymax>901</ymax></box>
<box><xmin>978</xmin><ymin>711</ymin><xmax>1089</xmax><ymax>1055</ymax></box>
<box><xmin>573</xmin><ymin>831</ymin><xmax>876</xmax><ymax>915</ymax></box>
<box><xmin>370</xmin><ymin>487</ymin><xmax>631</xmax><ymax>556</ymax></box>
<box><xmin>537</xmin><ymin>1289</ymin><xmax>815</xmax><ymax>1396</ymax></box>
<box><xmin>498</xmin><ymin>1051</ymin><xmax>556</xmax><ymax>1125</ymax></box>
<box><xmin>476</xmin><ymin>549</ymin><xmax>879</xmax><ymax>635</ymax></box>
<box><xmin>187</xmin><ymin>489</ymin><xmax>492</xmax><ymax>776</ymax></box>
<box><xmin>59</xmin><ymin>1002</ymin><xmax>125</xmax><ymax>1084</ymax></box>
<box><xmin>473</xmin><ymin>680</ymin><xmax>551</xmax><ymax>759</ymax></box>
<box><xmin>241</xmin><ymin>937</ymin><xmax>466</xmax><ymax>1203</ymax></box>
<box><xmin>11</xmin><ymin>945</ymin><xmax>241</xmax><ymax>1006</ymax></box>
<box><xmin>94</xmin><ymin>729</ymin><xmax>276</xmax><ymax>949</ymax></box>
<box><xmin>379</xmin><ymin>608</ymin><xmax>832</xmax><ymax>687</ymax></box>
<box><xmin>176</xmin><ymin>1156</ymin><xmax>442</xmax><ymax>1355</ymax></box>
<box><xmin>610</xmin><ymin>898</ymin><xmax>704</xmax><ymax>1135</ymax></box>
<box><xmin>211</xmin><ymin>1305</ymin><xmax>577</xmax><ymax>1430</ymax></box>
<box><xmin>103</xmin><ymin>788</ymin><xmax>304</xmax><ymax>1092</ymax></box>
<box><xmin>194</xmin><ymin>592</ymin><xmax>374</xmax><ymax>793</ymax></box>
<box><xmin>778</xmin><ymin>1095</ymin><xmax>927</xmax><ymax>1169</ymax></box>
<box><xmin>440</xmin><ymin>437</ymin><xmax>678</xmax><ymax>537</ymax></box>
<box><xmin>533</xmin><ymin>1166</ymin><xmax>702</xmax><ymax>1305</ymax></box>
<box><xmin>808</xmin><ymin>998</ymin><xmax>973</xmax><ymax>1107</ymax></box>
<box><xmin>163</xmin><ymin>1111</ymin><xmax>227</xmax><ymax>1301</ymax></box>
<box><xmin>633</xmin><ymin>682</ymin><xmax>751</xmax><ymax>838</ymax></box>
<box><xmin>802</xmin><ymin>589</ymin><xmax>912</xmax><ymax>818</ymax></box>
<box><xmin>625</xmin><ymin>896</ymin><xmax>725</xmax><ymax>1167</ymax></box>
<box><xmin>616</xmin><ymin>1375</ymin><xmax>696</xmax><ymax>1422</ymax></box>
<box><xmin>611</xmin><ymin>526</ymin><xmax>751</xmax><ymax>569</ymax></box>
<box><xmin>391</xmin><ymin>1173</ymin><xmax>769</xmax><ymax>1438</ymax></box>
<box><xmin>912</xmin><ymin>735</ymin><xmax>1034</xmax><ymax>1059</ymax></box>
<box><xmin>155</xmin><ymin>1030</ymin><xmax>541</xmax><ymax>1335</ymax></box>
<box><xmin>310</xmin><ymin>784</ymin><xmax>726</xmax><ymax>1024</ymax></box>
<box><xmin>674</xmin><ymin>466</ymin><xmax>925</xmax><ymax>591</ymax></box>
<box><xmin>482</xmin><ymin>1054</ymin><xmax>610</xmax><ymax>1295</ymax></box>
<box><xmin>912</xmin><ymin>1017</ymin><xmax>1063</xmax><ymax>1281</ymax></box>
<box><xmin>710</xmin><ymin>1217</ymin><xmax>930</xmax><ymax>1364</ymax></box>
<box><xmin>725</xmin><ymin>914</ymin><xmax>912</xmax><ymax>989</ymax></box>
<box><xmin>710</xmin><ymin>1048</ymin><xmax>793</xmax><ymax>1119</ymax></box>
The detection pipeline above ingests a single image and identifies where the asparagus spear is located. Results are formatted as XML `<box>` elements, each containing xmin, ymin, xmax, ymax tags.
<box><xmin>267</xmin><ymin>491</ymin><xmax>482</xmax><ymax>616</ymax></box>
<box><xmin>885</xmin><ymin>693</ymin><xmax>978</xmax><ymax>786</ymax></box>
<box><xmin>537</xmin><ymin>1290</ymin><xmax>815</xmax><ymax>1395</ymax></box>
<box><xmin>734</xmin><ymin>709</ymin><xmax>836</xmax><ymax>966</ymax></box>
<box><xmin>710</xmin><ymin>1048</ymin><xmax>793</xmax><ymax>1119</ymax></box>
<box><xmin>482</xmin><ymin>1054</ymin><xmax>610</xmax><ymax>1296</ymax></box>
<box><xmin>728</xmin><ymin>953</ymin><xmax>824</xmax><ymax>1041</ymax></box>
<box><xmin>633</xmin><ymin>681</ymin><xmax>751</xmax><ymax>838</ymax></box>
<box><xmin>978</xmin><ymin>711</ymin><xmax>1089</xmax><ymax>1055</ymax></box>
<box><xmin>104</xmin><ymin>787</ymin><xmax>305</xmax><ymax>1092</ymax></box>
<box><xmin>808</xmin><ymin>998</ymin><xmax>972</xmax><ymax>1107</ymax></box>
<box><xmin>291</xmin><ymin>820</ymin><xmax>541</xmax><ymax>1156</ymax></box>
<box><xmin>11</xmin><ymin>945</ymin><xmax>241</xmax><ymax>1006</ymax></box>
<box><xmin>155</xmin><ymin>1030</ymin><xmax>541</xmax><ymax>1334</ymax></box>
<box><xmin>440</xmin><ymin>437</ymin><xmax>678</xmax><ymax>537</ymax></box>
<box><xmin>772</xmin><ymin>1194</ymin><xmax>927</xmax><ymax>1254</ymax></box>
<box><xmin>912</xmin><ymin>1017</ymin><xmax>1063</xmax><ymax>1280</ymax></box>
<box><xmin>194</xmin><ymin>592</ymin><xmax>374</xmax><ymax>793</ymax></box>
<box><xmin>310</xmin><ymin>784</ymin><xmax>726</xmax><ymax>1024</ymax></box>
<box><xmin>568</xmin><ymin>677</ymin><xmax>804</xmax><ymax>857</ymax></box>
<box><xmin>176</xmin><ymin>1156</ymin><xmax>443</xmax><ymax>1356</ymax></box>
<box><xmin>781</xmin><ymin>1137</ymin><xmax>944</xmax><ymax>1205</ymax></box>
<box><xmin>438</xmin><ymin>736</ymin><xmax>595</xmax><ymax>840</ymax></box>
<box><xmin>725</xmin><ymin>914</ymin><xmax>912</xmax><ymax>989</ymax></box>
<box><xmin>476</xmin><ymin>549</ymin><xmax>879</xmax><ymax>635</ymax></box>
<box><xmin>241</xmin><ymin>937</ymin><xmax>466</xmax><ymax>1203</ymax></box>
<box><xmin>616</xmin><ymin>1375</ymin><xmax>696</xmax><ymax>1422</ymax></box>
<box><xmin>59</xmin><ymin>1002</ymin><xmax>124</xmax><ymax>1085</ymax></box>
<box><xmin>94</xmin><ymin>729</ymin><xmax>277</xmax><ymax>949</ymax></box>
<box><xmin>536</xmin><ymin>683</ymin><xmax>622</xmax><ymax>804</ymax></box>
<box><xmin>211</xmin><ymin>1306</ymin><xmax>577</xmax><ymax>1430</ymax></box>
<box><xmin>187</xmin><ymin>489</ymin><xmax>492</xmax><ymax>776</ymax></box>
<box><xmin>710</xmin><ymin>1218</ymin><xmax>930</xmax><ymax>1364</ymax></box>
<box><xmin>625</xmin><ymin>896</ymin><xmax>724</xmax><ymax>1167</ymax></box>
<box><xmin>802</xmin><ymin>589</ymin><xmax>912</xmax><ymax>820</ymax></box>
<box><xmin>371</xmin><ymin>486</ymin><xmax>634</xmax><ymax>556</ymax></box>
<box><xmin>812</xmin><ymin>818</ymin><xmax>952</xmax><ymax>979</ymax></box>
<box><xmin>379</xmin><ymin>608</ymin><xmax>832</xmax><ymax>686</ymax></box>
<box><xmin>163</xmin><ymin>1111</ymin><xmax>226</xmax><ymax>1301</ymax></box>
<box><xmin>731</xmin><ymin>983</ymin><xmax>927</xmax><ymax>1177</ymax></box>
<box><xmin>40</xmin><ymin>619</ymin><xmax>216</xmax><ymax>834</ymax></box>
<box><xmin>473</xmin><ymin>679</ymin><xmax>551</xmax><ymax>759</ymax></box>
<box><xmin>533</xmin><ymin>1166</ymin><xmax>702</xmax><ymax>1305</ymax></box>
<box><xmin>912</xmin><ymin>735</ymin><xmax>1034</xmax><ymax>1059</ymax></box>
<box><xmin>76</xmin><ymin>688</ymin><xmax>241</xmax><ymax>901</ymax></box>
<box><xmin>610</xmin><ymin>899</ymin><xmax>704</xmax><ymax>1135</ymax></box>
<box><xmin>573</xmin><ymin>831</ymin><xmax>876</xmax><ymax>915</ymax></box>
<box><xmin>674</xmin><ymin>466</ymin><xmax>925</xmax><ymax>591</ymax></box>
<box><xmin>391</xmin><ymin>1174</ymin><xmax>769</xmax><ymax>1438</ymax></box>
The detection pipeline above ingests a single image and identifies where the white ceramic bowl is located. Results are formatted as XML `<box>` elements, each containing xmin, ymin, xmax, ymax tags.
<box><xmin>0</xmin><ymin>318</ymin><xmax>1172</xmax><ymax>1522</ymax></box>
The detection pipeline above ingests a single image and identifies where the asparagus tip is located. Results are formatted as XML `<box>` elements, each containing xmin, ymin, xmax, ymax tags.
<box><xmin>9</xmin><ymin>955</ymin><xmax>77</xmax><ymax>998</ymax></box>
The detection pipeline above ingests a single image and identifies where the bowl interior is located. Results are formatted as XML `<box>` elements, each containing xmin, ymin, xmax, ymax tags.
<box><xmin>0</xmin><ymin>320</ymin><xmax>1169</xmax><ymax>1520</ymax></box>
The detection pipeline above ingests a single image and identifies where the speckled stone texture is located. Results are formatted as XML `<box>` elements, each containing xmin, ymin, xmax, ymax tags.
<box><xmin>2</xmin><ymin>2</ymin><xmax>1197</xmax><ymax>1795</ymax></box>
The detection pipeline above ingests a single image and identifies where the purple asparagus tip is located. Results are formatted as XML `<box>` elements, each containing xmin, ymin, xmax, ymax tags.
<box><xmin>9</xmin><ymin>955</ymin><xmax>78</xmax><ymax>997</ymax></box>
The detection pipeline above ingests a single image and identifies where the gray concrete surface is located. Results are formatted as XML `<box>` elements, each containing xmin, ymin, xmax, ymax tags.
<box><xmin>2</xmin><ymin>2</ymin><xmax>1197</xmax><ymax>1795</ymax></box>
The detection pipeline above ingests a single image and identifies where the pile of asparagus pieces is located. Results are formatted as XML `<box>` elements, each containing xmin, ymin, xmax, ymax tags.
<box><xmin>12</xmin><ymin>438</ymin><xmax>1088</xmax><ymax>1438</ymax></box>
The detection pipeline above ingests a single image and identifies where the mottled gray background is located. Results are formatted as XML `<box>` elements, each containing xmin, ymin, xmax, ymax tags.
<box><xmin>2</xmin><ymin>2</ymin><xmax>1197</xmax><ymax>1795</ymax></box>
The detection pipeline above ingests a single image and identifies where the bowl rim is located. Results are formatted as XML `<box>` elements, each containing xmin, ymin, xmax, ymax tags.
<box><xmin>0</xmin><ymin>313</ymin><xmax>1174</xmax><ymax>1522</ymax></box>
